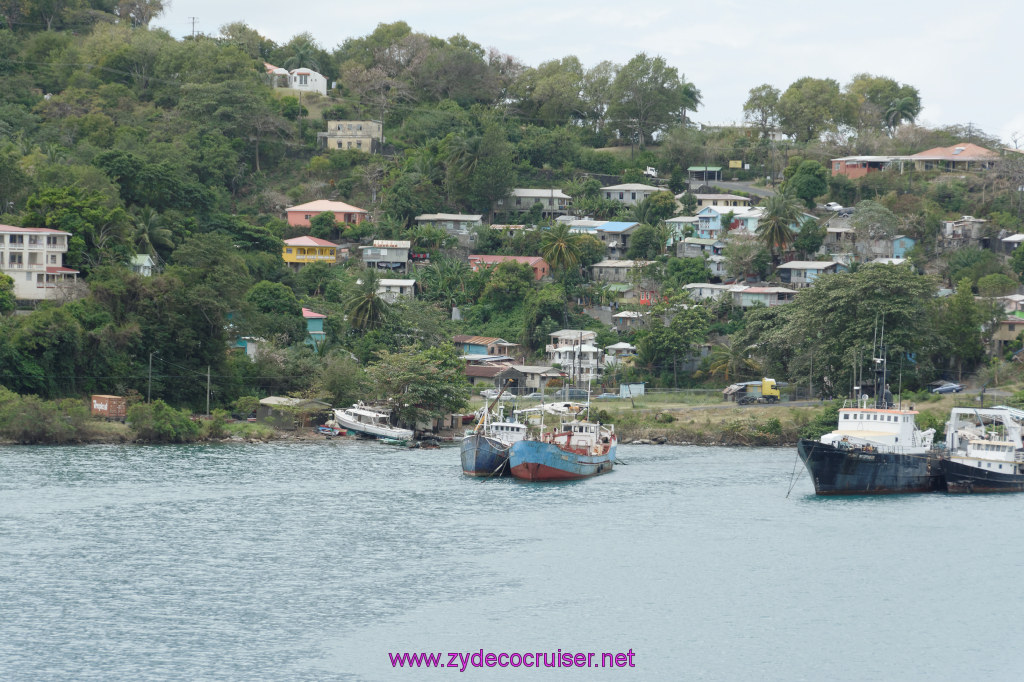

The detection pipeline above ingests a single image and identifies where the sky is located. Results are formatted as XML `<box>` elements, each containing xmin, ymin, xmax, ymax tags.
<box><xmin>155</xmin><ymin>0</ymin><xmax>1024</xmax><ymax>145</ymax></box>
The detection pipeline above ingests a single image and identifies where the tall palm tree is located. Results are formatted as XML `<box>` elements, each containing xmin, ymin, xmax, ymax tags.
<box><xmin>132</xmin><ymin>206</ymin><xmax>174</xmax><ymax>262</ymax></box>
<box><xmin>345</xmin><ymin>269</ymin><xmax>390</xmax><ymax>331</ymax></box>
<box><xmin>540</xmin><ymin>223</ymin><xmax>585</xmax><ymax>277</ymax></box>
<box><xmin>755</xmin><ymin>188</ymin><xmax>802</xmax><ymax>265</ymax></box>
<box><xmin>283</xmin><ymin>40</ymin><xmax>321</xmax><ymax>72</ymax></box>
<box><xmin>706</xmin><ymin>340</ymin><xmax>762</xmax><ymax>382</ymax></box>
<box><xmin>885</xmin><ymin>97</ymin><xmax>920</xmax><ymax>137</ymax></box>
<box><xmin>419</xmin><ymin>257</ymin><xmax>471</xmax><ymax>313</ymax></box>
<box><xmin>678</xmin><ymin>74</ymin><xmax>703</xmax><ymax>126</ymax></box>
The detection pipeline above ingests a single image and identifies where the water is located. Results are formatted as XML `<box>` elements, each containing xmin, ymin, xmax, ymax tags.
<box><xmin>2</xmin><ymin>442</ymin><xmax>1023</xmax><ymax>681</ymax></box>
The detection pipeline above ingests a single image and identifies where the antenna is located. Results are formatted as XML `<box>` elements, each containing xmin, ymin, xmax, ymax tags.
<box><xmin>188</xmin><ymin>16</ymin><xmax>198</xmax><ymax>37</ymax></box>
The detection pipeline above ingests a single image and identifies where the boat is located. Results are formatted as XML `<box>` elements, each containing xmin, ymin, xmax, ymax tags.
<box><xmin>333</xmin><ymin>403</ymin><xmax>414</xmax><ymax>441</ymax></box>
<box><xmin>796</xmin><ymin>342</ymin><xmax>943</xmax><ymax>495</ymax></box>
<box><xmin>461</xmin><ymin>394</ymin><xmax>528</xmax><ymax>477</ymax></box>
<box><xmin>508</xmin><ymin>416</ymin><xmax>616</xmax><ymax>482</ymax></box>
<box><xmin>941</xmin><ymin>407</ymin><xmax>1024</xmax><ymax>493</ymax></box>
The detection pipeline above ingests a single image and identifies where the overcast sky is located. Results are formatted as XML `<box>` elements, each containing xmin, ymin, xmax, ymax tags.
<box><xmin>156</xmin><ymin>0</ymin><xmax>1023</xmax><ymax>145</ymax></box>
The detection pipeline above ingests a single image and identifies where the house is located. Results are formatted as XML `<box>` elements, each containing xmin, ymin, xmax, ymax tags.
<box><xmin>992</xmin><ymin>317</ymin><xmax>1024</xmax><ymax>354</ymax></box>
<box><xmin>302</xmin><ymin>307</ymin><xmax>327</xmax><ymax>347</ymax></box>
<box><xmin>604</xmin><ymin>342</ymin><xmax>637</xmax><ymax>365</ymax></box>
<box><xmin>286</xmin><ymin>199</ymin><xmax>368</xmax><ymax>227</ymax></box>
<box><xmin>264</xmin><ymin>63</ymin><xmax>328</xmax><ymax>96</ymax></box>
<box><xmin>467</xmin><ymin>255</ymin><xmax>550</xmax><ymax>281</ymax></box>
<box><xmin>775</xmin><ymin>261</ymin><xmax>845</xmax><ymax>288</ymax></box>
<box><xmin>694</xmin><ymin>206</ymin><xmax>728</xmax><ymax>239</ymax></box>
<box><xmin>678</xmin><ymin>238</ymin><xmax>725</xmax><ymax>259</ymax></box>
<box><xmin>453</xmin><ymin>335</ymin><xmax>520</xmax><ymax>357</ymax></box>
<box><xmin>943</xmin><ymin>215</ymin><xmax>988</xmax><ymax>241</ymax></box>
<box><xmin>545</xmin><ymin>329</ymin><xmax>602</xmax><ymax>382</ymax></box>
<box><xmin>728</xmin><ymin>206</ymin><xmax>765</xmax><ymax>233</ymax></box>
<box><xmin>601</xmin><ymin>183</ymin><xmax>660</xmax><ymax>206</ymax></box>
<box><xmin>131</xmin><ymin>254</ymin><xmax>155</xmax><ymax>277</ymax></box>
<box><xmin>464</xmin><ymin>363</ymin><xmax>505</xmax><ymax>387</ymax></box>
<box><xmin>414</xmin><ymin>213</ymin><xmax>483</xmax><ymax>233</ymax></box>
<box><xmin>1001</xmin><ymin>233</ymin><xmax>1024</xmax><ymax>252</ymax></box>
<box><xmin>376</xmin><ymin>278</ymin><xmax>415</xmax><ymax>302</ymax></box>
<box><xmin>591</xmin><ymin>221</ymin><xmax>642</xmax><ymax>259</ymax></box>
<box><xmin>689</xmin><ymin>193</ymin><xmax>752</xmax><ymax>209</ymax></box>
<box><xmin>687</xmin><ymin>166</ymin><xmax>722</xmax><ymax>183</ymax></box>
<box><xmin>824</xmin><ymin>225</ymin><xmax>856</xmax><ymax>252</ymax></box>
<box><xmin>707</xmin><ymin>254</ymin><xmax>727</xmax><ymax>279</ymax></box>
<box><xmin>907</xmin><ymin>142</ymin><xmax>999</xmax><ymax>172</ymax></box>
<box><xmin>0</xmin><ymin>225</ymin><xmax>79</xmax><ymax>302</ymax></box>
<box><xmin>493</xmin><ymin>365</ymin><xmax>568</xmax><ymax>394</ymax></box>
<box><xmin>317</xmin><ymin>120</ymin><xmax>382</xmax><ymax>153</ymax></box>
<box><xmin>591</xmin><ymin>259</ymin><xmax>654</xmax><ymax>284</ymax></box>
<box><xmin>604</xmin><ymin>282</ymin><xmax>659</xmax><ymax>307</ymax></box>
<box><xmin>282</xmin><ymin>236</ymin><xmax>339</xmax><ymax>270</ymax></box>
<box><xmin>495</xmin><ymin>188</ymin><xmax>572</xmax><ymax>219</ymax></box>
<box><xmin>665</xmin><ymin>215</ymin><xmax>698</xmax><ymax>244</ymax></box>
<box><xmin>683</xmin><ymin>282</ymin><xmax>735</xmax><ymax>302</ymax></box>
<box><xmin>730</xmin><ymin>285</ymin><xmax>797</xmax><ymax>308</ymax></box>
<box><xmin>829</xmin><ymin>156</ymin><xmax>895</xmax><ymax>179</ymax></box>
<box><xmin>360</xmin><ymin>240</ymin><xmax>410</xmax><ymax>273</ymax></box>
<box><xmin>612</xmin><ymin>310</ymin><xmax>645</xmax><ymax>331</ymax></box>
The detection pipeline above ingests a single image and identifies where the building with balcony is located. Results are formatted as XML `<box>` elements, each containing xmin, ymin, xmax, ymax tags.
<box><xmin>377</xmin><ymin>278</ymin><xmax>415</xmax><ymax>302</ymax></box>
<box><xmin>546</xmin><ymin>329</ymin><xmax>603</xmax><ymax>382</ymax></box>
<box><xmin>0</xmin><ymin>225</ymin><xmax>79</xmax><ymax>302</ymax></box>
<box><xmin>360</xmin><ymin>240</ymin><xmax>410</xmax><ymax>273</ymax></box>
<box><xmin>317</xmin><ymin>120</ymin><xmax>382</xmax><ymax>153</ymax></box>
<box><xmin>282</xmin><ymin>236</ymin><xmax>339</xmax><ymax>270</ymax></box>
<box><xmin>494</xmin><ymin>188</ymin><xmax>572</xmax><ymax>220</ymax></box>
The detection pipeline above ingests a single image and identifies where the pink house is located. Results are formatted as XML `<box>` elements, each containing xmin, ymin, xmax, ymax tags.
<box><xmin>285</xmin><ymin>199</ymin><xmax>368</xmax><ymax>228</ymax></box>
<box><xmin>467</xmin><ymin>255</ymin><xmax>550</xmax><ymax>281</ymax></box>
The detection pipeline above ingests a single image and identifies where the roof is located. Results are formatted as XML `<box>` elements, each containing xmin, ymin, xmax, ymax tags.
<box><xmin>666</xmin><ymin>216</ymin><xmax>698</xmax><ymax>223</ymax></box>
<box><xmin>687</xmin><ymin>166</ymin><xmax>723</xmax><ymax>171</ymax></box>
<box><xmin>378</xmin><ymin>279</ymin><xmax>415</xmax><ymax>287</ymax></box>
<box><xmin>739</xmin><ymin>287</ymin><xmax>797</xmax><ymax>295</ymax></box>
<box><xmin>301</xmin><ymin>307</ymin><xmax>327</xmax><ymax>319</ymax></box>
<box><xmin>0</xmin><ymin>224</ymin><xmax>71</xmax><ymax>235</ymax></box>
<box><xmin>1002</xmin><ymin>234</ymin><xmax>1024</xmax><ymax>243</ymax></box>
<box><xmin>832</xmin><ymin>155</ymin><xmax>896</xmax><ymax>162</ymax></box>
<box><xmin>601</xmin><ymin>183</ymin><xmax>661</xmax><ymax>191</ymax></box>
<box><xmin>606</xmin><ymin>342</ymin><xmax>636</xmax><ymax>350</ymax></box>
<box><xmin>259</xmin><ymin>396</ymin><xmax>331</xmax><ymax>408</ymax></box>
<box><xmin>415</xmin><ymin>213</ymin><xmax>483</xmax><ymax>221</ymax></box>
<box><xmin>45</xmin><ymin>266</ymin><xmax>78</xmax><ymax>274</ymax></box>
<box><xmin>454</xmin><ymin>335</ymin><xmax>506</xmax><ymax>345</ymax></box>
<box><xmin>594</xmin><ymin>221</ymin><xmax>640</xmax><ymax>233</ymax></box>
<box><xmin>776</xmin><ymin>261</ymin><xmax>840</xmax><ymax>270</ymax></box>
<box><xmin>286</xmin><ymin>199</ymin><xmax>368</xmax><ymax>214</ymax></box>
<box><xmin>511</xmin><ymin>188</ymin><xmax>571</xmax><ymax>199</ymax></box>
<box><xmin>465</xmin><ymin>365</ymin><xmax>504</xmax><ymax>379</ymax></box>
<box><xmin>550</xmin><ymin>329</ymin><xmax>597</xmax><ymax>338</ymax></box>
<box><xmin>284</xmin><ymin>236</ymin><xmax>339</xmax><ymax>247</ymax></box>
<box><xmin>684</xmin><ymin>282</ymin><xmax>733</xmax><ymax>290</ymax></box>
<box><xmin>370</xmin><ymin>240</ymin><xmax>411</xmax><ymax>249</ymax></box>
<box><xmin>613</xmin><ymin>311</ymin><xmax>645</xmax><ymax>319</ymax></box>
<box><xmin>909</xmin><ymin>142</ymin><xmax>998</xmax><ymax>162</ymax></box>
<box><xmin>593</xmin><ymin>259</ymin><xmax>654</xmax><ymax>268</ymax></box>
<box><xmin>130</xmin><ymin>254</ymin><xmax>154</xmax><ymax>265</ymax></box>
<box><xmin>606</xmin><ymin>283</ymin><xmax>632</xmax><ymax>292</ymax></box>
<box><xmin>692</xmin><ymin>193</ymin><xmax>751</xmax><ymax>201</ymax></box>
<box><xmin>468</xmin><ymin>255</ymin><xmax>546</xmax><ymax>266</ymax></box>
<box><xmin>683</xmin><ymin>238</ymin><xmax>721</xmax><ymax>246</ymax></box>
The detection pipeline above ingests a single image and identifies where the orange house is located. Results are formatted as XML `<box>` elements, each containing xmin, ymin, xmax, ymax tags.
<box><xmin>286</xmin><ymin>199</ymin><xmax>368</xmax><ymax>228</ymax></box>
<box><xmin>467</xmin><ymin>255</ymin><xmax>550</xmax><ymax>281</ymax></box>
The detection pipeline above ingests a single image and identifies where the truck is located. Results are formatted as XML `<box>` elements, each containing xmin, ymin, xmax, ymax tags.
<box><xmin>90</xmin><ymin>394</ymin><xmax>127</xmax><ymax>420</ymax></box>
<box><xmin>724</xmin><ymin>378</ymin><xmax>780</xmax><ymax>405</ymax></box>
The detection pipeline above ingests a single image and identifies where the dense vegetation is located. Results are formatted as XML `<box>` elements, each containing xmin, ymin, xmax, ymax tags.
<box><xmin>2</xmin><ymin>11</ymin><xmax>1024</xmax><ymax>433</ymax></box>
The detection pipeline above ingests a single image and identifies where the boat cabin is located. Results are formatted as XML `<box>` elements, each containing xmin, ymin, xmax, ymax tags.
<box><xmin>827</xmin><ymin>405</ymin><xmax>934</xmax><ymax>451</ymax></box>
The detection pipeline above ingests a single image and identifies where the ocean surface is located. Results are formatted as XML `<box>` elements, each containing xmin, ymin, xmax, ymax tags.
<box><xmin>1</xmin><ymin>441</ymin><xmax>1023</xmax><ymax>681</ymax></box>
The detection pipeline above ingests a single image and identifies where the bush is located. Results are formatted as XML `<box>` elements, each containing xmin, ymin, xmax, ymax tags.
<box><xmin>127</xmin><ymin>400</ymin><xmax>201</xmax><ymax>443</ymax></box>
<box><xmin>201</xmin><ymin>409</ymin><xmax>230</xmax><ymax>439</ymax></box>
<box><xmin>798</xmin><ymin>401</ymin><xmax>841</xmax><ymax>440</ymax></box>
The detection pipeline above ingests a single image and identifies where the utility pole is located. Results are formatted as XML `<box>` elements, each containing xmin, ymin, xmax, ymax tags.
<box><xmin>148</xmin><ymin>352</ymin><xmax>154</xmax><ymax>403</ymax></box>
<box><xmin>188</xmin><ymin>17</ymin><xmax>198</xmax><ymax>38</ymax></box>
<box><xmin>206</xmin><ymin>365</ymin><xmax>211</xmax><ymax>417</ymax></box>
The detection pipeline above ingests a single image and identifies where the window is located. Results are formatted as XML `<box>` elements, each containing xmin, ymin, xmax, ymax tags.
<box><xmin>619</xmin><ymin>193</ymin><xmax>624</xmax><ymax>200</ymax></box>
<box><xmin>298</xmin><ymin>74</ymin><xmax>308</xmax><ymax>85</ymax></box>
<box><xmin>49</xmin><ymin>254</ymin><xmax>56</xmax><ymax>264</ymax></box>
<box><xmin>9</xmin><ymin>235</ymin><xmax>23</xmax><ymax>245</ymax></box>
<box><xmin>47</xmin><ymin>235</ymin><xmax>60</xmax><ymax>246</ymax></box>
<box><xmin>631</xmin><ymin>192</ymin><xmax>637</xmax><ymax>200</ymax></box>
<box><xmin>285</xmin><ymin>248</ymin><xmax>292</xmax><ymax>254</ymax></box>
<box><xmin>304</xmin><ymin>214</ymin><xmax>312</xmax><ymax>220</ymax></box>
<box><xmin>337</xmin><ymin>141</ymin><xmax>343</xmax><ymax>149</ymax></box>
<box><xmin>356</xmin><ymin>141</ymin><xmax>362</xmax><ymax>149</ymax></box>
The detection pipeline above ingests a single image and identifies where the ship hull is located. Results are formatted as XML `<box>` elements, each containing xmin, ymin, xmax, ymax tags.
<box><xmin>941</xmin><ymin>459</ymin><xmax>1024</xmax><ymax>493</ymax></box>
<box><xmin>797</xmin><ymin>438</ymin><xmax>945</xmax><ymax>495</ymax></box>
<box><xmin>508</xmin><ymin>440</ymin><xmax>615</xmax><ymax>482</ymax></box>
<box><xmin>460</xmin><ymin>434</ymin><xmax>510</xmax><ymax>477</ymax></box>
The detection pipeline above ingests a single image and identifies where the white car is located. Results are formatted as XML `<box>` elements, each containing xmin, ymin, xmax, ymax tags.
<box><xmin>824</xmin><ymin>202</ymin><xmax>843</xmax><ymax>211</ymax></box>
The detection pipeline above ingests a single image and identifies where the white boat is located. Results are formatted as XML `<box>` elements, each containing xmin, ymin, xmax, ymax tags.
<box><xmin>333</xmin><ymin>403</ymin><xmax>413</xmax><ymax>441</ymax></box>
<box><xmin>942</xmin><ymin>407</ymin><xmax>1024</xmax><ymax>493</ymax></box>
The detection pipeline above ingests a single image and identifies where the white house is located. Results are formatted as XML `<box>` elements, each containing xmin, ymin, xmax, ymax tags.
<box><xmin>414</xmin><ymin>213</ymin><xmax>483</xmax><ymax>233</ymax></box>
<box><xmin>377</xmin><ymin>278</ymin><xmax>416</xmax><ymax>303</ymax></box>
<box><xmin>131</xmin><ymin>254</ymin><xmax>156</xmax><ymax>277</ymax></box>
<box><xmin>0</xmin><ymin>225</ymin><xmax>79</xmax><ymax>302</ymax></box>
<box><xmin>546</xmin><ymin>329</ymin><xmax>602</xmax><ymax>382</ymax></box>
<box><xmin>601</xmin><ymin>183</ymin><xmax>661</xmax><ymax>206</ymax></box>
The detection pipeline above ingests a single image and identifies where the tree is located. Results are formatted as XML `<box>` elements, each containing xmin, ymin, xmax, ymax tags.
<box><xmin>742</xmin><ymin>84</ymin><xmax>780</xmax><ymax>138</ymax></box>
<box><xmin>115</xmin><ymin>0</ymin><xmax>165</xmax><ymax>28</ymax></box>
<box><xmin>885</xmin><ymin>96</ymin><xmax>920</xmax><ymax>137</ymax></box>
<box><xmin>785</xmin><ymin>160</ymin><xmax>829</xmax><ymax>209</ymax></box>
<box><xmin>625</xmin><ymin>224</ymin><xmax>663</xmax><ymax>260</ymax></box>
<box><xmin>131</xmin><ymin>206</ymin><xmax>174</xmax><ymax>262</ymax></box>
<box><xmin>635</xmin><ymin>304</ymin><xmax>710</xmax><ymax>385</ymax></box>
<box><xmin>345</xmin><ymin>268</ymin><xmax>390</xmax><ymax>331</ymax></box>
<box><xmin>706</xmin><ymin>339</ymin><xmax>761</xmax><ymax>382</ymax></box>
<box><xmin>309</xmin><ymin>212</ymin><xmax>339</xmax><ymax>240</ymax></box>
<box><xmin>417</xmin><ymin>257</ymin><xmax>473</xmax><ymax>312</ymax></box>
<box><xmin>633</xmin><ymin>191</ymin><xmax>677</xmax><ymax>224</ymax></box>
<box><xmin>977</xmin><ymin>273</ymin><xmax>1017</xmax><ymax>298</ymax></box>
<box><xmin>943</xmin><ymin>278</ymin><xmax>984</xmax><ymax>379</ymax></box>
<box><xmin>0</xmin><ymin>272</ymin><xmax>14</xmax><ymax>315</ymax></box>
<box><xmin>608</xmin><ymin>53</ymin><xmax>697</xmax><ymax>147</ymax></box>
<box><xmin>849</xmin><ymin>200</ymin><xmax>900</xmax><ymax>243</ymax></box>
<box><xmin>365</xmin><ymin>344</ymin><xmax>469</xmax><ymax>426</ymax></box>
<box><xmin>540</xmin><ymin>223</ymin><xmax>586</xmax><ymax>277</ymax></box>
<box><xmin>480</xmin><ymin>261</ymin><xmax>535</xmax><ymax>309</ymax></box>
<box><xmin>777</xmin><ymin>77</ymin><xmax>846</xmax><ymax>143</ymax></box>
<box><xmin>793</xmin><ymin>218</ymin><xmax>825</xmax><ymax>260</ymax></box>
<box><xmin>755</xmin><ymin>188</ymin><xmax>802</xmax><ymax>264</ymax></box>
<box><xmin>724</xmin><ymin>234</ymin><xmax>771</xmax><ymax>281</ymax></box>
<box><xmin>845</xmin><ymin>73</ymin><xmax>921</xmax><ymax>134</ymax></box>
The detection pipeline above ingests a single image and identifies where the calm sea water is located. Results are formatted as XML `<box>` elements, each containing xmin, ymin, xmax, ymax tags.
<box><xmin>1</xmin><ymin>441</ymin><xmax>1023</xmax><ymax>681</ymax></box>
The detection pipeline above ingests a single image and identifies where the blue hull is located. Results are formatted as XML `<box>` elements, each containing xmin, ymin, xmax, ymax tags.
<box><xmin>508</xmin><ymin>440</ymin><xmax>615</xmax><ymax>482</ymax></box>
<box><xmin>460</xmin><ymin>434</ymin><xmax>510</xmax><ymax>477</ymax></box>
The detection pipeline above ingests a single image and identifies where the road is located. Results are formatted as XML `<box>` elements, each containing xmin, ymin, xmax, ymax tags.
<box><xmin>709</xmin><ymin>179</ymin><xmax>776</xmax><ymax>198</ymax></box>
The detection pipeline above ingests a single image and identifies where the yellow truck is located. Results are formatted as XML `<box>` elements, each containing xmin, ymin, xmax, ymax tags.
<box><xmin>725</xmin><ymin>378</ymin><xmax>781</xmax><ymax>405</ymax></box>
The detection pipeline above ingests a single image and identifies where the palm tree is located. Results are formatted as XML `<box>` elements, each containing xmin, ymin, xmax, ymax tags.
<box><xmin>885</xmin><ymin>97</ymin><xmax>920</xmax><ymax>137</ymax></box>
<box><xmin>755</xmin><ymin>188</ymin><xmax>802</xmax><ymax>265</ymax></box>
<box><xmin>345</xmin><ymin>269</ymin><xmax>390</xmax><ymax>331</ymax></box>
<box><xmin>678</xmin><ymin>74</ymin><xmax>703</xmax><ymax>126</ymax></box>
<box><xmin>539</xmin><ymin>223</ymin><xmax>585</xmax><ymax>277</ymax></box>
<box><xmin>132</xmin><ymin>206</ymin><xmax>174</xmax><ymax>262</ymax></box>
<box><xmin>418</xmin><ymin>257</ymin><xmax>471</xmax><ymax>312</ymax></box>
<box><xmin>283</xmin><ymin>39</ymin><xmax>321</xmax><ymax>72</ymax></box>
<box><xmin>706</xmin><ymin>340</ymin><xmax>762</xmax><ymax>382</ymax></box>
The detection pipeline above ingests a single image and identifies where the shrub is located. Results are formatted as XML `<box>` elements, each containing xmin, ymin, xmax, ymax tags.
<box><xmin>798</xmin><ymin>401</ymin><xmax>841</xmax><ymax>440</ymax></box>
<box><xmin>201</xmin><ymin>409</ymin><xmax>230</xmax><ymax>439</ymax></box>
<box><xmin>127</xmin><ymin>400</ymin><xmax>201</xmax><ymax>443</ymax></box>
<box><xmin>0</xmin><ymin>389</ymin><xmax>93</xmax><ymax>444</ymax></box>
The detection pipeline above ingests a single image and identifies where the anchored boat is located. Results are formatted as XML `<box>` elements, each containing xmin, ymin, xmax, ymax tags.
<box><xmin>461</xmin><ymin>406</ymin><xmax>528</xmax><ymax>477</ymax></box>
<box><xmin>942</xmin><ymin>407</ymin><xmax>1024</xmax><ymax>493</ymax></box>
<box><xmin>508</xmin><ymin>416</ymin><xmax>616</xmax><ymax>482</ymax></box>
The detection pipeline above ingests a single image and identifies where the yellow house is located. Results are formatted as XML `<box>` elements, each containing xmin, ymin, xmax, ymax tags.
<box><xmin>283</xmin><ymin>236</ymin><xmax>339</xmax><ymax>270</ymax></box>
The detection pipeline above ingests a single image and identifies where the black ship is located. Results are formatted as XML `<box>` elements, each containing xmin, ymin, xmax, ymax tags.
<box><xmin>942</xmin><ymin>408</ymin><xmax>1024</xmax><ymax>493</ymax></box>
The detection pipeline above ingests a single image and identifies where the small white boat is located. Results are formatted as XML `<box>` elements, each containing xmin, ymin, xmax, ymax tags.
<box><xmin>333</xmin><ymin>403</ymin><xmax>413</xmax><ymax>441</ymax></box>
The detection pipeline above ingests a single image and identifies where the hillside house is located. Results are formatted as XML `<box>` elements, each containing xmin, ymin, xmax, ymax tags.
<box><xmin>286</xmin><ymin>199</ymin><xmax>368</xmax><ymax>227</ymax></box>
<box><xmin>591</xmin><ymin>259</ymin><xmax>654</xmax><ymax>284</ymax></box>
<box><xmin>496</xmin><ymin>188</ymin><xmax>572</xmax><ymax>219</ymax></box>
<box><xmin>453</xmin><ymin>335</ymin><xmax>520</xmax><ymax>357</ymax></box>
<box><xmin>467</xmin><ymin>255</ymin><xmax>550</xmax><ymax>281</ymax></box>
<box><xmin>360</xmin><ymin>240</ymin><xmax>410</xmax><ymax>273</ymax></box>
<box><xmin>546</xmin><ymin>329</ymin><xmax>602</xmax><ymax>382</ymax></box>
<box><xmin>377</xmin><ymin>279</ymin><xmax>415</xmax><ymax>302</ymax></box>
<box><xmin>283</xmin><ymin>236</ymin><xmax>339</xmax><ymax>270</ymax></box>
<box><xmin>601</xmin><ymin>183</ymin><xmax>660</xmax><ymax>206</ymax></box>
<box><xmin>730</xmin><ymin>286</ymin><xmax>796</xmax><ymax>308</ymax></box>
<box><xmin>302</xmin><ymin>308</ymin><xmax>326</xmax><ymax>347</ymax></box>
<box><xmin>830</xmin><ymin>156</ymin><xmax>894</xmax><ymax>179</ymax></box>
<box><xmin>776</xmin><ymin>261</ymin><xmax>845</xmax><ymax>288</ymax></box>
<box><xmin>414</xmin><ymin>213</ymin><xmax>483</xmax><ymax>233</ymax></box>
<box><xmin>678</xmin><ymin>238</ymin><xmax>725</xmax><ymax>259</ymax></box>
<box><xmin>317</xmin><ymin>120</ymin><xmax>382</xmax><ymax>153</ymax></box>
<box><xmin>690</xmin><ymin>193</ymin><xmax>751</xmax><ymax>209</ymax></box>
<box><xmin>0</xmin><ymin>225</ymin><xmax>79</xmax><ymax>302</ymax></box>
<box><xmin>493</xmin><ymin>365</ymin><xmax>567</xmax><ymax>394</ymax></box>
<box><xmin>264</xmin><ymin>63</ymin><xmax>328</xmax><ymax>95</ymax></box>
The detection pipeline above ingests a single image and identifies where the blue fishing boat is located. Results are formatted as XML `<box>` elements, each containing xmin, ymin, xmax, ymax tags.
<box><xmin>460</xmin><ymin>407</ymin><xmax>527</xmax><ymax>477</ymax></box>
<box><xmin>508</xmin><ymin>418</ymin><xmax>616</xmax><ymax>482</ymax></box>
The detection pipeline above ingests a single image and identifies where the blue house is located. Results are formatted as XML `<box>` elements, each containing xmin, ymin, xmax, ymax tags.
<box><xmin>303</xmin><ymin>307</ymin><xmax>327</xmax><ymax>347</ymax></box>
<box><xmin>892</xmin><ymin>235</ymin><xmax>915</xmax><ymax>258</ymax></box>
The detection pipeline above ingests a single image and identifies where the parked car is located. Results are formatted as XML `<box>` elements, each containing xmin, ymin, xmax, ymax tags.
<box><xmin>837</xmin><ymin>207</ymin><xmax>855</xmax><ymax>217</ymax></box>
<box><xmin>520</xmin><ymin>392</ymin><xmax>545</xmax><ymax>399</ymax></box>
<box><xmin>595</xmin><ymin>392</ymin><xmax>619</xmax><ymax>399</ymax></box>
<box><xmin>556</xmin><ymin>388</ymin><xmax>590</xmax><ymax>400</ymax></box>
<box><xmin>932</xmin><ymin>383</ymin><xmax>965</xmax><ymax>394</ymax></box>
<box><xmin>480</xmin><ymin>389</ymin><xmax>515</xmax><ymax>400</ymax></box>
<box><xmin>823</xmin><ymin>202</ymin><xmax>843</xmax><ymax>212</ymax></box>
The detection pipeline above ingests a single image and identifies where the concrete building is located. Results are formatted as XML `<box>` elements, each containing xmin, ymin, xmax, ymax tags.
<box><xmin>317</xmin><ymin>120</ymin><xmax>382</xmax><ymax>153</ymax></box>
<box><xmin>0</xmin><ymin>225</ymin><xmax>79</xmax><ymax>302</ymax></box>
<box><xmin>286</xmin><ymin>199</ymin><xmax>368</xmax><ymax>227</ymax></box>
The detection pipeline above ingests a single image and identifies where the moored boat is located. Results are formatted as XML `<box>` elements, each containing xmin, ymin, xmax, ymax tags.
<box><xmin>333</xmin><ymin>403</ymin><xmax>413</xmax><ymax>441</ymax></box>
<box><xmin>461</xmin><ymin>407</ymin><xmax>528</xmax><ymax>477</ymax></box>
<box><xmin>508</xmin><ymin>418</ymin><xmax>616</xmax><ymax>482</ymax></box>
<box><xmin>941</xmin><ymin>407</ymin><xmax>1024</xmax><ymax>493</ymax></box>
<box><xmin>796</xmin><ymin>341</ymin><xmax>943</xmax><ymax>495</ymax></box>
